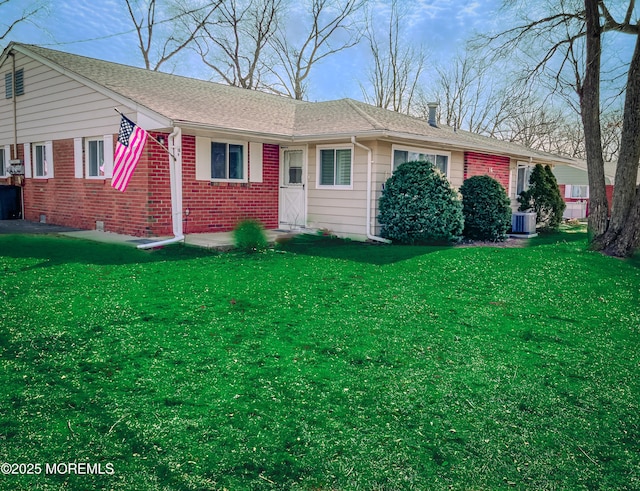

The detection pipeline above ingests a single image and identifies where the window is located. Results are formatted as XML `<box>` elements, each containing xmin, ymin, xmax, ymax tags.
<box><xmin>211</xmin><ymin>142</ymin><xmax>245</xmax><ymax>180</ymax></box>
<box><xmin>516</xmin><ymin>164</ymin><xmax>533</xmax><ymax>195</ymax></box>
<box><xmin>86</xmin><ymin>138</ymin><xmax>105</xmax><ymax>177</ymax></box>
<box><xmin>5</xmin><ymin>69</ymin><xmax>24</xmax><ymax>99</ymax></box>
<box><xmin>392</xmin><ymin>146</ymin><xmax>449</xmax><ymax>176</ymax></box>
<box><xmin>571</xmin><ymin>185</ymin><xmax>589</xmax><ymax>199</ymax></box>
<box><xmin>195</xmin><ymin>137</ymin><xmax>248</xmax><ymax>182</ymax></box>
<box><xmin>317</xmin><ymin>146</ymin><xmax>352</xmax><ymax>187</ymax></box>
<box><xmin>0</xmin><ymin>147</ymin><xmax>5</xmax><ymax>177</ymax></box>
<box><xmin>34</xmin><ymin>143</ymin><xmax>47</xmax><ymax>177</ymax></box>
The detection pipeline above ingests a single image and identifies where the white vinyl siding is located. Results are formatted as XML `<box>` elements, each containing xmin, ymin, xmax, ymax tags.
<box><xmin>317</xmin><ymin>145</ymin><xmax>353</xmax><ymax>189</ymax></box>
<box><xmin>0</xmin><ymin>52</ymin><xmax>167</xmax><ymax>146</ymax></box>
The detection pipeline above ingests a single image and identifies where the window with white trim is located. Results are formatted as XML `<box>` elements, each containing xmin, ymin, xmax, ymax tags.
<box><xmin>570</xmin><ymin>185</ymin><xmax>589</xmax><ymax>199</ymax></box>
<box><xmin>317</xmin><ymin>145</ymin><xmax>352</xmax><ymax>188</ymax></box>
<box><xmin>195</xmin><ymin>137</ymin><xmax>248</xmax><ymax>182</ymax></box>
<box><xmin>516</xmin><ymin>163</ymin><xmax>533</xmax><ymax>195</ymax></box>
<box><xmin>86</xmin><ymin>138</ymin><xmax>105</xmax><ymax>178</ymax></box>
<box><xmin>33</xmin><ymin>143</ymin><xmax>48</xmax><ymax>178</ymax></box>
<box><xmin>212</xmin><ymin>142</ymin><xmax>244</xmax><ymax>180</ymax></box>
<box><xmin>392</xmin><ymin>145</ymin><xmax>449</xmax><ymax>177</ymax></box>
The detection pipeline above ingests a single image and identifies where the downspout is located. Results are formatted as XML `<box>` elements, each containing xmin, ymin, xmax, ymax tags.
<box><xmin>10</xmin><ymin>52</ymin><xmax>25</xmax><ymax>220</ymax></box>
<box><xmin>137</xmin><ymin>126</ymin><xmax>185</xmax><ymax>249</ymax></box>
<box><xmin>351</xmin><ymin>136</ymin><xmax>391</xmax><ymax>243</ymax></box>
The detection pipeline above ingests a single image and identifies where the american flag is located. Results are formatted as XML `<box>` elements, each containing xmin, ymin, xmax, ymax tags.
<box><xmin>111</xmin><ymin>114</ymin><xmax>148</xmax><ymax>192</ymax></box>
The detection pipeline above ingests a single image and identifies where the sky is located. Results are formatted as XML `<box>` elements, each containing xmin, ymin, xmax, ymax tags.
<box><xmin>0</xmin><ymin>0</ymin><xmax>504</xmax><ymax>102</ymax></box>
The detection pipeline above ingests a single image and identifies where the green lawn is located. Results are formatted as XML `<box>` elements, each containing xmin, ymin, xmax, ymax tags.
<box><xmin>0</xmin><ymin>231</ymin><xmax>638</xmax><ymax>490</ymax></box>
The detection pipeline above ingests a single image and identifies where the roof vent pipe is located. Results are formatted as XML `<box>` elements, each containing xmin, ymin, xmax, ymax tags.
<box><xmin>427</xmin><ymin>102</ymin><xmax>439</xmax><ymax>127</ymax></box>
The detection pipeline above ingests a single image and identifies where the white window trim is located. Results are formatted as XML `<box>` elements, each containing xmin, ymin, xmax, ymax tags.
<box><xmin>316</xmin><ymin>143</ymin><xmax>354</xmax><ymax>190</ymax></box>
<box><xmin>391</xmin><ymin>144</ymin><xmax>451</xmax><ymax>179</ymax></box>
<box><xmin>32</xmin><ymin>142</ymin><xmax>53</xmax><ymax>179</ymax></box>
<box><xmin>197</xmin><ymin>137</ymin><xmax>249</xmax><ymax>183</ymax></box>
<box><xmin>0</xmin><ymin>145</ymin><xmax>7</xmax><ymax>178</ymax></box>
<box><xmin>85</xmin><ymin>137</ymin><xmax>105</xmax><ymax>179</ymax></box>
<box><xmin>514</xmin><ymin>161</ymin><xmax>534</xmax><ymax>198</ymax></box>
<box><xmin>570</xmin><ymin>184</ymin><xmax>589</xmax><ymax>199</ymax></box>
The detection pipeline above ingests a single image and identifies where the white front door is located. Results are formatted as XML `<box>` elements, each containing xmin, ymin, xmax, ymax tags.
<box><xmin>279</xmin><ymin>146</ymin><xmax>306</xmax><ymax>229</ymax></box>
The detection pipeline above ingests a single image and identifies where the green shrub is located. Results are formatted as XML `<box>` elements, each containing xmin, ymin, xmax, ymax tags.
<box><xmin>518</xmin><ymin>164</ymin><xmax>566</xmax><ymax>231</ymax></box>
<box><xmin>460</xmin><ymin>175</ymin><xmax>512</xmax><ymax>241</ymax></box>
<box><xmin>233</xmin><ymin>219</ymin><xmax>268</xmax><ymax>252</ymax></box>
<box><xmin>378</xmin><ymin>161</ymin><xmax>463</xmax><ymax>244</ymax></box>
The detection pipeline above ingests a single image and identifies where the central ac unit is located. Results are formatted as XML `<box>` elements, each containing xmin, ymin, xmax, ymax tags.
<box><xmin>512</xmin><ymin>212</ymin><xmax>537</xmax><ymax>234</ymax></box>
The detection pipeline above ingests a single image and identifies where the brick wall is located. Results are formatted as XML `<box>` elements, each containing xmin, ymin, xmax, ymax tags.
<box><xmin>18</xmin><ymin>135</ymin><xmax>280</xmax><ymax>237</ymax></box>
<box><xmin>21</xmin><ymin>135</ymin><xmax>172</xmax><ymax>237</ymax></box>
<box><xmin>464</xmin><ymin>152</ymin><xmax>511</xmax><ymax>190</ymax></box>
<box><xmin>181</xmin><ymin>137</ymin><xmax>279</xmax><ymax>234</ymax></box>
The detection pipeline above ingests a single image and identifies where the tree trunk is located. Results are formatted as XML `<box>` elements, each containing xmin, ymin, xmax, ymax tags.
<box><xmin>581</xmin><ymin>0</ymin><xmax>609</xmax><ymax>243</ymax></box>
<box><xmin>603</xmin><ymin>187</ymin><xmax>640</xmax><ymax>256</ymax></box>
<box><xmin>594</xmin><ymin>28</ymin><xmax>640</xmax><ymax>256</ymax></box>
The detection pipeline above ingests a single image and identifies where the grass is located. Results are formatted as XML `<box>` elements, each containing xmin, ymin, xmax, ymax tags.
<box><xmin>0</xmin><ymin>230</ymin><xmax>638</xmax><ymax>490</ymax></box>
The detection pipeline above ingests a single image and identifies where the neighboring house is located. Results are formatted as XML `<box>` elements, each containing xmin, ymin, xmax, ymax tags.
<box><xmin>0</xmin><ymin>43</ymin><xmax>579</xmax><ymax>241</ymax></box>
<box><xmin>553</xmin><ymin>162</ymin><xmax>639</xmax><ymax>219</ymax></box>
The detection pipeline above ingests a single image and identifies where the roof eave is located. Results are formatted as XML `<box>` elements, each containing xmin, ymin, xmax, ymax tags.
<box><xmin>381</xmin><ymin>131</ymin><xmax>579</xmax><ymax>166</ymax></box>
<box><xmin>175</xmin><ymin>120</ymin><xmax>294</xmax><ymax>143</ymax></box>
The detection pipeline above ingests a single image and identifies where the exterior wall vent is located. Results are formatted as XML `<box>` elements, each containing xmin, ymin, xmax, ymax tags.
<box><xmin>5</xmin><ymin>68</ymin><xmax>24</xmax><ymax>99</ymax></box>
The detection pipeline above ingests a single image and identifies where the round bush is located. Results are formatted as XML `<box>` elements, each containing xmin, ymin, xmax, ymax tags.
<box><xmin>378</xmin><ymin>161</ymin><xmax>463</xmax><ymax>244</ymax></box>
<box><xmin>233</xmin><ymin>219</ymin><xmax>268</xmax><ymax>252</ymax></box>
<box><xmin>460</xmin><ymin>175</ymin><xmax>512</xmax><ymax>241</ymax></box>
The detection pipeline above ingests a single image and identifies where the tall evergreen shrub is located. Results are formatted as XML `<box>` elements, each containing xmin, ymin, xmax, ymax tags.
<box><xmin>518</xmin><ymin>164</ymin><xmax>566</xmax><ymax>230</ymax></box>
<box><xmin>460</xmin><ymin>175</ymin><xmax>512</xmax><ymax>241</ymax></box>
<box><xmin>378</xmin><ymin>161</ymin><xmax>463</xmax><ymax>244</ymax></box>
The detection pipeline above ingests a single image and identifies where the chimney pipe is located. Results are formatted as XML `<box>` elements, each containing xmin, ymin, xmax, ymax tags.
<box><xmin>427</xmin><ymin>102</ymin><xmax>439</xmax><ymax>127</ymax></box>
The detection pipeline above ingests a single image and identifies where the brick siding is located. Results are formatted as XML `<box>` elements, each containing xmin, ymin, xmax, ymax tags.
<box><xmin>17</xmin><ymin>134</ymin><xmax>279</xmax><ymax>237</ymax></box>
<box><xmin>463</xmin><ymin>152</ymin><xmax>511</xmax><ymax>191</ymax></box>
<box><xmin>181</xmin><ymin>137</ymin><xmax>279</xmax><ymax>234</ymax></box>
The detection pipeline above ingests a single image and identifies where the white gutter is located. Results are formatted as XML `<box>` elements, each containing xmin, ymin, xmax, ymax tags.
<box><xmin>351</xmin><ymin>136</ymin><xmax>391</xmax><ymax>244</ymax></box>
<box><xmin>137</xmin><ymin>127</ymin><xmax>185</xmax><ymax>249</ymax></box>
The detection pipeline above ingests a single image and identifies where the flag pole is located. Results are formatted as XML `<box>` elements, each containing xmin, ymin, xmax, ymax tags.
<box><xmin>113</xmin><ymin>107</ymin><xmax>176</xmax><ymax>161</ymax></box>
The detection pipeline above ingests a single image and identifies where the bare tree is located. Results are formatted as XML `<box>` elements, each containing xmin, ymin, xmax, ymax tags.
<box><xmin>124</xmin><ymin>0</ymin><xmax>221</xmax><ymax>71</ymax></box>
<box><xmin>360</xmin><ymin>0</ymin><xmax>426</xmax><ymax>114</ymax></box>
<box><xmin>270</xmin><ymin>0</ymin><xmax>365</xmax><ymax>100</ymax></box>
<box><xmin>194</xmin><ymin>0</ymin><xmax>282</xmax><ymax>90</ymax></box>
<box><xmin>0</xmin><ymin>0</ymin><xmax>47</xmax><ymax>42</ymax></box>
<box><xmin>483</xmin><ymin>0</ymin><xmax>640</xmax><ymax>257</ymax></box>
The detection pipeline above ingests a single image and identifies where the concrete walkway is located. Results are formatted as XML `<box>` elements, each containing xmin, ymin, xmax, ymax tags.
<box><xmin>0</xmin><ymin>220</ymin><xmax>301</xmax><ymax>249</ymax></box>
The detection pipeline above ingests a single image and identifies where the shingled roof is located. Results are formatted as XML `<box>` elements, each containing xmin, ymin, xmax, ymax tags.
<box><xmin>4</xmin><ymin>43</ymin><xmax>578</xmax><ymax>165</ymax></box>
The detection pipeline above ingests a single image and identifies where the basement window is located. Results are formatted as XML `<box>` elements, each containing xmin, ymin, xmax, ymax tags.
<box><xmin>4</xmin><ymin>69</ymin><xmax>24</xmax><ymax>99</ymax></box>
